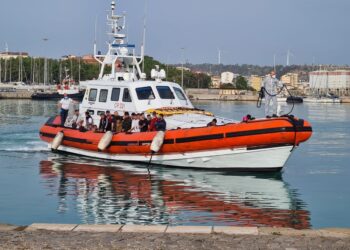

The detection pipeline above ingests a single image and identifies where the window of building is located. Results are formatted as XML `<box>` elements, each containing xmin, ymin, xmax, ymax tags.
<box><xmin>111</xmin><ymin>88</ymin><xmax>120</xmax><ymax>101</ymax></box>
<box><xmin>122</xmin><ymin>88</ymin><xmax>132</xmax><ymax>102</ymax></box>
<box><xmin>136</xmin><ymin>86</ymin><xmax>155</xmax><ymax>100</ymax></box>
<box><xmin>173</xmin><ymin>87</ymin><xmax>187</xmax><ymax>100</ymax></box>
<box><xmin>88</xmin><ymin>89</ymin><xmax>98</xmax><ymax>101</ymax></box>
<box><xmin>156</xmin><ymin>86</ymin><xmax>175</xmax><ymax>99</ymax></box>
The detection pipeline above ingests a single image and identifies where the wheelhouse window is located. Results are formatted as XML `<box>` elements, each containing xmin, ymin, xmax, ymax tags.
<box><xmin>173</xmin><ymin>87</ymin><xmax>187</xmax><ymax>100</ymax></box>
<box><xmin>99</xmin><ymin>89</ymin><xmax>108</xmax><ymax>102</ymax></box>
<box><xmin>88</xmin><ymin>88</ymin><xmax>97</xmax><ymax>102</ymax></box>
<box><xmin>156</xmin><ymin>86</ymin><xmax>175</xmax><ymax>99</ymax></box>
<box><xmin>111</xmin><ymin>88</ymin><xmax>120</xmax><ymax>101</ymax></box>
<box><xmin>136</xmin><ymin>86</ymin><xmax>155</xmax><ymax>100</ymax></box>
<box><xmin>122</xmin><ymin>88</ymin><xmax>132</xmax><ymax>102</ymax></box>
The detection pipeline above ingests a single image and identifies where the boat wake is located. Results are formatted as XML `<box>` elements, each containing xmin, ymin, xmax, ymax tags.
<box><xmin>0</xmin><ymin>141</ymin><xmax>49</xmax><ymax>153</ymax></box>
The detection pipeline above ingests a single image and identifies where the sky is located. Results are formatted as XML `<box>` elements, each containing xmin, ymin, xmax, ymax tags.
<box><xmin>1</xmin><ymin>0</ymin><xmax>350</xmax><ymax>66</ymax></box>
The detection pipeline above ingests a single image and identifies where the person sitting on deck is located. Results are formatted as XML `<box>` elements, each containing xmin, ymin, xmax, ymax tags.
<box><xmin>99</xmin><ymin>113</ymin><xmax>107</xmax><ymax>132</ymax></box>
<box><xmin>105</xmin><ymin>110</ymin><xmax>113</xmax><ymax>131</ymax></box>
<box><xmin>71</xmin><ymin>109</ymin><xmax>81</xmax><ymax>129</ymax></box>
<box><xmin>112</xmin><ymin>111</ymin><xmax>123</xmax><ymax>132</ymax></box>
<box><xmin>207</xmin><ymin>118</ymin><xmax>217</xmax><ymax>127</ymax></box>
<box><xmin>121</xmin><ymin>112</ymin><xmax>132</xmax><ymax>132</ymax></box>
<box><xmin>85</xmin><ymin>111</ymin><xmax>94</xmax><ymax>130</ymax></box>
<box><xmin>242</xmin><ymin>114</ymin><xmax>255</xmax><ymax>122</ymax></box>
<box><xmin>77</xmin><ymin>120</ymin><xmax>87</xmax><ymax>132</ymax></box>
<box><xmin>149</xmin><ymin>111</ymin><xmax>159</xmax><ymax>131</ymax></box>
<box><xmin>91</xmin><ymin>125</ymin><xmax>98</xmax><ymax>133</ymax></box>
<box><xmin>155</xmin><ymin>114</ymin><xmax>166</xmax><ymax>132</ymax></box>
<box><xmin>139</xmin><ymin>113</ymin><xmax>148</xmax><ymax>132</ymax></box>
<box><xmin>130</xmin><ymin>113</ymin><xmax>140</xmax><ymax>133</ymax></box>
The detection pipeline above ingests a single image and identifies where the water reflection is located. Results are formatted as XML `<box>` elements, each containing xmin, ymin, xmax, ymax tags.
<box><xmin>39</xmin><ymin>156</ymin><xmax>310</xmax><ymax>228</ymax></box>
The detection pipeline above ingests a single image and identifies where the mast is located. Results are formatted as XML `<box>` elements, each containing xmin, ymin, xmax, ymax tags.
<box><xmin>94</xmin><ymin>1</ymin><xmax>144</xmax><ymax>81</ymax></box>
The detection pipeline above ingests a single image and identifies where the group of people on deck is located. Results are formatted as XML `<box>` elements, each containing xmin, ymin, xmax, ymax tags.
<box><xmin>58</xmin><ymin>95</ymin><xmax>167</xmax><ymax>134</ymax></box>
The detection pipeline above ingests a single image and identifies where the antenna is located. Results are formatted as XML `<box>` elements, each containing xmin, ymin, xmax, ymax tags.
<box><xmin>273</xmin><ymin>54</ymin><xmax>276</xmax><ymax>71</ymax></box>
<box><xmin>218</xmin><ymin>48</ymin><xmax>221</xmax><ymax>64</ymax></box>
<box><xmin>141</xmin><ymin>0</ymin><xmax>148</xmax><ymax>72</ymax></box>
<box><xmin>94</xmin><ymin>16</ymin><xmax>98</xmax><ymax>55</ymax></box>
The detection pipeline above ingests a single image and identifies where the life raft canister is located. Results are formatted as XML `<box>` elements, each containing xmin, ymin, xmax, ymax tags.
<box><xmin>51</xmin><ymin>131</ymin><xmax>64</xmax><ymax>150</ymax></box>
<box><xmin>98</xmin><ymin>131</ymin><xmax>114</xmax><ymax>151</ymax></box>
<box><xmin>150</xmin><ymin>131</ymin><xmax>165</xmax><ymax>153</ymax></box>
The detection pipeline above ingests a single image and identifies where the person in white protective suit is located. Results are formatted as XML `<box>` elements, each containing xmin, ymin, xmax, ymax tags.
<box><xmin>262</xmin><ymin>71</ymin><xmax>284</xmax><ymax>118</ymax></box>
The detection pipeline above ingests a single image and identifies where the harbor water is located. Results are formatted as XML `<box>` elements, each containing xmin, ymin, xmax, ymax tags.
<box><xmin>0</xmin><ymin>99</ymin><xmax>349</xmax><ymax>229</ymax></box>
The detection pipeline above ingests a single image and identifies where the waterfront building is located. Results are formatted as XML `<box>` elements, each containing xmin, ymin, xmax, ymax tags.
<box><xmin>211</xmin><ymin>75</ymin><xmax>221</xmax><ymax>88</ymax></box>
<box><xmin>309</xmin><ymin>70</ymin><xmax>350</xmax><ymax>96</ymax></box>
<box><xmin>61</xmin><ymin>55</ymin><xmax>77</xmax><ymax>61</ymax></box>
<box><xmin>221</xmin><ymin>72</ymin><xmax>236</xmax><ymax>84</ymax></box>
<box><xmin>249</xmin><ymin>75</ymin><xmax>263</xmax><ymax>91</ymax></box>
<box><xmin>281</xmin><ymin>73</ymin><xmax>299</xmax><ymax>87</ymax></box>
<box><xmin>82</xmin><ymin>54</ymin><xmax>98</xmax><ymax>64</ymax></box>
<box><xmin>176</xmin><ymin>66</ymin><xmax>191</xmax><ymax>72</ymax></box>
<box><xmin>0</xmin><ymin>52</ymin><xmax>29</xmax><ymax>60</ymax></box>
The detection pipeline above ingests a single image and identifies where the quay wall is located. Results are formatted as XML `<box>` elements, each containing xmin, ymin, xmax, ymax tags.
<box><xmin>186</xmin><ymin>88</ymin><xmax>258</xmax><ymax>101</ymax></box>
<box><xmin>0</xmin><ymin>90</ymin><xmax>33</xmax><ymax>99</ymax></box>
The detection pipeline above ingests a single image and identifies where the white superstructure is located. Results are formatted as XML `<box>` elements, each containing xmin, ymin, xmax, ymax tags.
<box><xmin>79</xmin><ymin>1</ymin><xmax>230</xmax><ymax>129</ymax></box>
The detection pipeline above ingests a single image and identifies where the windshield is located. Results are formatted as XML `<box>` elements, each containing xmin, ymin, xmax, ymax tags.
<box><xmin>173</xmin><ymin>87</ymin><xmax>187</xmax><ymax>100</ymax></box>
<box><xmin>156</xmin><ymin>86</ymin><xmax>175</xmax><ymax>99</ymax></box>
<box><xmin>136</xmin><ymin>86</ymin><xmax>155</xmax><ymax>100</ymax></box>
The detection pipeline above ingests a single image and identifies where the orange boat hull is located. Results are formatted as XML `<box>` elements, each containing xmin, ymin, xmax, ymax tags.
<box><xmin>40</xmin><ymin>116</ymin><xmax>312</xmax><ymax>156</ymax></box>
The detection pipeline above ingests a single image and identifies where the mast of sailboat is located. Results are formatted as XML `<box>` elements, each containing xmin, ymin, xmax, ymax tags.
<box><xmin>4</xmin><ymin>43</ymin><xmax>8</xmax><ymax>82</ymax></box>
<box><xmin>43</xmin><ymin>38</ymin><xmax>48</xmax><ymax>85</ymax></box>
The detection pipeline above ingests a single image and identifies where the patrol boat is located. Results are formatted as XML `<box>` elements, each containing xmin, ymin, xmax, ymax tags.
<box><xmin>39</xmin><ymin>1</ymin><xmax>312</xmax><ymax>171</ymax></box>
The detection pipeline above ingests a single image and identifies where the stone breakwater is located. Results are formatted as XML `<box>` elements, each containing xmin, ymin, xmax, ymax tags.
<box><xmin>1</xmin><ymin>224</ymin><xmax>350</xmax><ymax>249</ymax></box>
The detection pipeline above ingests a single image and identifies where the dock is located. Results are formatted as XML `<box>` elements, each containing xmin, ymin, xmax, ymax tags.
<box><xmin>1</xmin><ymin>223</ymin><xmax>350</xmax><ymax>249</ymax></box>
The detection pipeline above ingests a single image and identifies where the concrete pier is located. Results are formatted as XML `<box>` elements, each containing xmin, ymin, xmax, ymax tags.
<box><xmin>1</xmin><ymin>223</ymin><xmax>350</xmax><ymax>249</ymax></box>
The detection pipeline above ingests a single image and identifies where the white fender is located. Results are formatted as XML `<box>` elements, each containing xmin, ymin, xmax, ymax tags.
<box><xmin>51</xmin><ymin>131</ymin><xmax>64</xmax><ymax>150</ymax></box>
<box><xmin>150</xmin><ymin>131</ymin><xmax>165</xmax><ymax>153</ymax></box>
<box><xmin>98</xmin><ymin>131</ymin><xmax>113</xmax><ymax>151</ymax></box>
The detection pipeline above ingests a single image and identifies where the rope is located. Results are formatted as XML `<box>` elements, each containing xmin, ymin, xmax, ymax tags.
<box><xmin>257</xmin><ymin>85</ymin><xmax>295</xmax><ymax>116</ymax></box>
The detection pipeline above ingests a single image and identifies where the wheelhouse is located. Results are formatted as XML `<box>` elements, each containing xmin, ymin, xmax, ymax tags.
<box><xmin>80</xmin><ymin>80</ymin><xmax>194</xmax><ymax>120</ymax></box>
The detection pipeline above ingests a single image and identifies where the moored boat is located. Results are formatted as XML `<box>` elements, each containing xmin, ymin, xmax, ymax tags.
<box><xmin>39</xmin><ymin>1</ymin><xmax>312</xmax><ymax>171</ymax></box>
<box><xmin>32</xmin><ymin>68</ymin><xmax>84</xmax><ymax>100</ymax></box>
<box><xmin>287</xmin><ymin>96</ymin><xmax>303</xmax><ymax>103</ymax></box>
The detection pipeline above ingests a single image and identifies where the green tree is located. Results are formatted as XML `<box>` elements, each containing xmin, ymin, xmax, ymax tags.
<box><xmin>235</xmin><ymin>76</ymin><xmax>249</xmax><ymax>90</ymax></box>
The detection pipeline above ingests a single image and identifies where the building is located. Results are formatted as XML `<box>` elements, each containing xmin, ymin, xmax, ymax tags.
<box><xmin>221</xmin><ymin>72</ymin><xmax>235</xmax><ymax>84</ymax></box>
<box><xmin>176</xmin><ymin>66</ymin><xmax>191</xmax><ymax>72</ymax></box>
<box><xmin>249</xmin><ymin>75</ymin><xmax>263</xmax><ymax>91</ymax></box>
<box><xmin>309</xmin><ymin>70</ymin><xmax>350</xmax><ymax>96</ymax></box>
<box><xmin>61</xmin><ymin>55</ymin><xmax>77</xmax><ymax>61</ymax></box>
<box><xmin>82</xmin><ymin>54</ymin><xmax>98</xmax><ymax>64</ymax></box>
<box><xmin>0</xmin><ymin>52</ymin><xmax>29</xmax><ymax>60</ymax></box>
<box><xmin>281</xmin><ymin>73</ymin><xmax>299</xmax><ymax>87</ymax></box>
<box><xmin>210</xmin><ymin>75</ymin><xmax>221</xmax><ymax>88</ymax></box>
